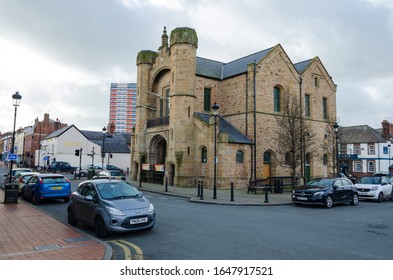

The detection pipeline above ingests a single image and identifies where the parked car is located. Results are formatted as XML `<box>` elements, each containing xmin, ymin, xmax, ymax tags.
<box><xmin>47</xmin><ymin>161</ymin><xmax>77</xmax><ymax>173</ymax></box>
<box><xmin>105</xmin><ymin>164</ymin><xmax>124</xmax><ymax>173</ymax></box>
<box><xmin>3</xmin><ymin>168</ymin><xmax>32</xmax><ymax>187</ymax></box>
<box><xmin>93</xmin><ymin>170</ymin><xmax>126</xmax><ymax>181</ymax></box>
<box><xmin>67</xmin><ymin>179</ymin><xmax>155</xmax><ymax>237</ymax></box>
<box><xmin>74</xmin><ymin>164</ymin><xmax>104</xmax><ymax>177</ymax></box>
<box><xmin>355</xmin><ymin>176</ymin><xmax>393</xmax><ymax>202</ymax></box>
<box><xmin>14</xmin><ymin>172</ymin><xmax>40</xmax><ymax>194</ymax></box>
<box><xmin>21</xmin><ymin>174</ymin><xmax>71</xmax><ymax>205</ymax></box>
<box><xmin>292</xmin><ymin>177</ymin><xmax>359</xmax><ymax>208</ymax></box>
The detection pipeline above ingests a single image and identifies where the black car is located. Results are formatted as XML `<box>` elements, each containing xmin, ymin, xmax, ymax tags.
<box><xmin>47</xmin><ymin>161</ymin><xmax>77</xmax><ymax>173</ymax></box>
<box><xmin>292</xmin><ymin>177</ymin><xmax>359</xmax><ymax>208</ymax></box>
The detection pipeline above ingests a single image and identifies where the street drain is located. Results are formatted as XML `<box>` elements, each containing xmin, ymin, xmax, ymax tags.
<box><xmin>34</xmin><ymin>244</ymin><xmax>61</xmax><ymax>251</ymax></box>
<box><xmin>64</xmin><ymin>237</ymin><xmax>92</xmax><ymax>243</ymax></box>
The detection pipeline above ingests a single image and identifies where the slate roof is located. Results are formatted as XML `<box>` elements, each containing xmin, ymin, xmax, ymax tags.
<box><xmin>196</xmin><ymin>45</ymin><xmax>316</xmax><ymax>80</ymax></box>
<box><xmin>340</xmin><ymin>125</ymin><xmax>386</xmax><ymax>144</ymax></box>
<box><xmin>81</xmin><ymin>131</ymin><xmax>130</xmax><ymax>154</ymax></box>
<box><xmin>194</xmin><ymin>113</ymin><xmax>253</xmax><ymax>144</ymax></box>
<box><xmin>196</xmin><ymin>47</ymin><xmax>275</xmax><ymax>80</ymax></box>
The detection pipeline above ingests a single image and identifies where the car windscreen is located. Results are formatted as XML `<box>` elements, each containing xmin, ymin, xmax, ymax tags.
<box><xmin>13</xmin><ymin>169</ymin><xmax>32</xmax><ymax>176</ymax></box>
<box><xmin>42</xmin><ymin>177</ymin><xmax>68</xmax><ymax>183</ymax></box>
<box><xmin>110</xmin><ymin>171</ymin><xmax>123</xmax><ymax>176</ymax></box>
<box><xmin>307</xmin><ymin>178</ymin><xmax>334</xmax><ymax>187</ymax></box>
<box><xmin>97</xmin><ymin>182</ymin><xmax>140</xmax><ymax>200</ymax></box>
<box><xmin>359</xmin><ymin>177</ymin><xmax>381</xmax><ymax>184</ymax></box>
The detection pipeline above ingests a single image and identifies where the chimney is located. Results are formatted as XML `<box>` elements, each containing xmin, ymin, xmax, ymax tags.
<box><xmin>108</xmin><ymin>122</ymin><xmax>116</xmax><ymax>135</ymax></box>
<box><xmin>382</xmin><ymin>120</ymin><xmax>390</xmax><ymax>140</ymax></box>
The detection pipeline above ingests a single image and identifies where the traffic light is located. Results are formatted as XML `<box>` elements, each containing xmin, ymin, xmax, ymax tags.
<box><xmin>75</xmin><ymin>149</ymin><xmax>79</xmax><ymax>157</ymax></box>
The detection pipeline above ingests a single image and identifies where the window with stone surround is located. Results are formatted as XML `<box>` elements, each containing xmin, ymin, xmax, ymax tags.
<box><xmin>201</xmin><ymin>146</ymin><xmax>207</xmax><ymax>163</ymax></box>
<box><xmin>203</xmin><ymin>88</ymin><xmax>211</xmax><ymax>112</ymax></box>
<box><xmin>322</xmin><ymin>97</ymin><xmax>328</xmax><ymax>119</ymax></box>
<box><xmin>236</xmin><ymin>150</ymin><xmax>244</xmax><ymax>163</ymax></box>
<box><xmin>355</xmin><ymin>161</ymin><xmax>362</xmax><ymax>172</ymax></box>
<box><xmin>274</xmin><ymin>87</ymin><xmax>281</xmax><ymax>112</ymax></box>
<box><xmin>367</xmin><ymin>160</ymin><xmax>375</xmax><ymax>172</ymax></box>
<box><xmin>305</xmin><ymin>94</ymin><xmax>311</xmax><ymax>117</ymax></box>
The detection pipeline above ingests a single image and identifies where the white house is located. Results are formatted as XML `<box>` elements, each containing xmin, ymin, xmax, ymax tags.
<box><xmin>39</xmin><ymin>125</ymin><xmax>131</xmax><ymax>171</ymax></box>
<box><xmin>339</xmin><ymin>124</ymin><xmax>392</xmax><ymax>178</ymax></box>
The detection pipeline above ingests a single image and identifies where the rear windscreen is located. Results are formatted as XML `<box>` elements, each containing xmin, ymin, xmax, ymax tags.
<box><xmin>42</xmin><ymin>177</ymin><xmax>67</xmax><ymax>183</ymax></box>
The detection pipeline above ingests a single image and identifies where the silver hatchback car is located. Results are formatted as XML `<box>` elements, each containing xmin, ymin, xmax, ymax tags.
<box><xmin>67</xmin><ymin>179</ymin><xmax>155</xmax><ymax>237</ymax></box>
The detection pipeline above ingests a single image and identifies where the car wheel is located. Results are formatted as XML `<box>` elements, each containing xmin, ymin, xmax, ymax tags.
<box><xmin>95</xmin><ymin>216</ymin><xmax>109</xmax><ymax>238</ymax></box>
<box><xmin>351</xmin><ymin>193</ymin><xmax>359</xmax><ymax>206</ymax></box>
<box><xmin>80</xmin><ymin>172</ymin><xmax>86</xmax><ymax>177</ymax></box>
<box><xmin>324</xmin><ymin>195</ymin><xmax>333</xmax><ymax>208</ymax></box>
<box><xmin>67</xmin><ymin>208</ymin><xmax>78</xmax><ymax>227</ymax></box>
<box><xmin>64</xmin><ymin>197</ymin><xmax>70</xmax><ymax>203</ymax></box>
<box><xmin>32</xmin><ymin>192</ymin><xmax>40</xmax><ymax>205</ymax></box>
<box><xmin>377</xmin><ymin>192</ymin><xmax>383</xmax><ymax>203</ymax></box>
<box><xmin>390</xmin><ymin>190</ymin><xmax>393</xmax><ymax>201</ymax></box>
<box><xmin>21</xmin><ymin>189</ymin><xmax>27</xmax><ymax>200</ymax></box>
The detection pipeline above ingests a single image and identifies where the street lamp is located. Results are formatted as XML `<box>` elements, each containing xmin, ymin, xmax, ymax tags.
<box><xmin>212</xmin><ymin>102</ymin><xmax>219</xmax><ymax>199</ymax></box>
<box><xmin>101</xmin><ymin>127</ymin><xmax>107</xmax><ymax>170</ymax></box>
<box><xmin>9</xmin><ymin>91</ymin><xmax>22</xmax><ymax>183</ymax></box>
<box><xmin>388</xmin><ymin>143</ymin><xmax>391</xmax><ymax>173</ymax></box>
<box><xmin>333</xmin><ymin>122</ymin><xmax>340</xmax><ymax>176</ymax></box>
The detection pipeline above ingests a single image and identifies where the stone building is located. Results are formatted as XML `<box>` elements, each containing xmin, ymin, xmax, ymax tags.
<box><xmin>130</xmin><ymin>27</ymin><xmax>337</xmax><ymax>188</ymax></box>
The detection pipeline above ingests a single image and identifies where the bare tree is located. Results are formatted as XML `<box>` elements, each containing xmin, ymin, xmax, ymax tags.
<box><xmin>273</xmin><ymin>93</ymin><xmax>316</xmax><ymax>182</ymax></box>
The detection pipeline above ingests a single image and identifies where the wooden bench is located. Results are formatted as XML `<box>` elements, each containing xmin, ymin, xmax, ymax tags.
<box><xmin>248</xmin><ymin>179</ymin><xmax>273</xmax><ymax>194</ymax></box>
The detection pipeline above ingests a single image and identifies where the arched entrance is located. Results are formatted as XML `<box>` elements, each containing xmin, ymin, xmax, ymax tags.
<box><xmin>147</xmin><ymin>135</ymin><xmax>167</xmax><ymax>184</ymax></box>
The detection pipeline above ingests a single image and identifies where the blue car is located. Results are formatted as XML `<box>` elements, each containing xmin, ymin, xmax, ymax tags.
<box><xmin>21</xmin><ymin>174</ymin><xmax>71</xmax><ymax>205</ymax></box>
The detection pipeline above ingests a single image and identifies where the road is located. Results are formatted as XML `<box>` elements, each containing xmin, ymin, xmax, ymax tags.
<box><xmin>31</xmin><ymin>179</ymin><xmax>393</xmax><ymax>260</ymax></box>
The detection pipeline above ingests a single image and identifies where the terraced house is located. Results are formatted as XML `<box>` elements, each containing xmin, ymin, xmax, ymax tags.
<box><xmin>130</xmin><ymin>27</ymin><xmax>337</xmax><ymax>188</ymax></box>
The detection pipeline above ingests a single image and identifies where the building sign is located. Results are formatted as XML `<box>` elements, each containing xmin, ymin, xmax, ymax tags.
<box><xmin>142</xmin><ymin>164</ymin><xmax>150</xmax><ymax>171</ymax></box>
<box><xmin>154</xmin><ymin>164</ymin><xmax>165</xmax><ymax>172</ymax></box>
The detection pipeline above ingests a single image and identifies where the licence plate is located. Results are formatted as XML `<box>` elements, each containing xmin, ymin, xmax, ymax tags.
<box><xmin>297</xmin><ymin>196</ymin><xmax>307</xmax><ymax>201</ymax></box>
<box><xmin>51</xmin><ymin>186</ymin><xmax>63</xmax><ymax>190</ymax></box>
<box><xmin>130</xmin><ymin>217</ymin><xmax>148</xmax><ymax>224</ymax></box>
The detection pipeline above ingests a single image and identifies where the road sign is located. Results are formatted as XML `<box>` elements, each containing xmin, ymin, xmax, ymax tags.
<box><xmin>7</xmin><ymin>154</ymin><xmax>17</xmax><ymax>161</ymax></box>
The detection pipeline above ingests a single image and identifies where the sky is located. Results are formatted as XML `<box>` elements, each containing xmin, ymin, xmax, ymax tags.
<box><xmin>1</xmin><ymin>0</ymin><xmax>393</xmax><ymax>134</ymax></box>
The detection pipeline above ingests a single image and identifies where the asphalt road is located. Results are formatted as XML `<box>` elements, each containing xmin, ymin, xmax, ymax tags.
<box><xmin>28</xmin><ymin>178</ymin><xmax>393</xmax><ymax>260</ymax></box>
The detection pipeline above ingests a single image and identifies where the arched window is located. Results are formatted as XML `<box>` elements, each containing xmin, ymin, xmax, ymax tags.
<box><xmin>323</xmin><ymin>154</ymin><xmax>328</xmax><ymax>166</ymax></box>
<box><xmin>273</xmin><ymin>87</ymin><xmax>281</xmax><ymax>112</ymax></box>
<box><xmin>236</xmin><ymin>150</ymin><xmax>244</xmax><ymax>163</ymax></box>
<box><xmin>201</xmin><ymin>147</ymin><xmax>207</xmax><ymax>163</ymax></box>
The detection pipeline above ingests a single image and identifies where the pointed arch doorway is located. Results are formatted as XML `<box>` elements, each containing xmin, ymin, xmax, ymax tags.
<box><xmin>148</xmin><ymin>135</ymin><xmax>167</xmax><ymax>184</ymax></box>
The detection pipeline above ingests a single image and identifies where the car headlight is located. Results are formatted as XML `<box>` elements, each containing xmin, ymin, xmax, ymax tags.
<box><xmin>371</xmin><ymin>186</ymin><xmax>378</xmax><ymax>191</ymax></box>
<box><xmin>148</xmin><ymin>203</ymin><xmax>154</xmax><ymax>214</ymax></box>
<box><xmin>105</xmin><ymin>206</ymin><xmax>125</xmax><ymax>216</ymax></box>
<box><xmin>313</xmin><ymin>191</ymin><xmax>324</xmax><ymax>197</ymax></box>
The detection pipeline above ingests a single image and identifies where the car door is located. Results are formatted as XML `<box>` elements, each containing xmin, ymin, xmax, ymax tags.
<box><xmin>332</xmin><ymin>179</ymin><xmax>345</xmax><ymax>203</ymax></box>
<box><xmin>24</xmin><ymin>176</ymin><xmax>38</xmax><ymax>199</ymax></box>
<box><xmin>380</xmin><ymin>177</ymin><xmax>392</xmax><ymax>197</ymax></box>
<box><xmin>75</xmin><ymin>183</ymin><xmax>99</xmax><ymax>226</ymax></box>
<box><xmin>340</xmin><ymin>179</ymin><xmax>354</xmax><ymax>202</ymax></box>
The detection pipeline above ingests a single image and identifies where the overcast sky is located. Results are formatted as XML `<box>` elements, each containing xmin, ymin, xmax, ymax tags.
<box><xmin>1</xmin><ymin>0</ymin><xmax>393</xmax><ymax>134</ymax></box>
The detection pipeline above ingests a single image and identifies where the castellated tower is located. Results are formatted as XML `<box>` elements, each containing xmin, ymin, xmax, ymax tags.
<box><xmin>131</xmin><ymin>27</ymin><xmax>199</xmax><ymax>187</ymax></box>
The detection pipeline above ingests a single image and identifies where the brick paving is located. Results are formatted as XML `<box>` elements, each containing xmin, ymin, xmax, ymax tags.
<box><xmin>0</xmin><ymin>198</ymin><xmax>108</xmax><ymax>260</ymax></box>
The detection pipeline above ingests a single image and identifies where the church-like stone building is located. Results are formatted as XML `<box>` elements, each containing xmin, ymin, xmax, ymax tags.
<box><xmin>130</xmin><ymin>27</ymin><xmax>337</xmax><ymax>188</ymax></box>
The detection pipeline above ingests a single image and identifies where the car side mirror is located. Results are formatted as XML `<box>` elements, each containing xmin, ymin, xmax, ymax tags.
<box><xmin>333</xmin><ymin>186</ymin><xmax>338</xmax><ymax>190</ymax></box>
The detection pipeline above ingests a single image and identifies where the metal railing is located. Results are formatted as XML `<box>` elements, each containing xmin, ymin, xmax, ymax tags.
<box><xmin>147</xmin><ymin>116</ymin><xmax>170</xmax><ymax>128</ymax></box>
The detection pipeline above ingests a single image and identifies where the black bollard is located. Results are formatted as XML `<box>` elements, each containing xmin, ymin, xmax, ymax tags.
<box><xmin>230</xmin><ymin>182</ymin><xmax>234</xmax><ymax>202</ymax></box>
<box><xmin>165</xmin><ymin>177</ymin><xmax>168</xmax><ymax>192</ymax></box>
<box><xmin>197</xmin><ymin>181</ymin><xmax>201</xmax><ymax>197</ymax></box>
<box><xmin>264</xmin><ymin>186</ymin><xmax>269</xmax><ymax>203</ymax></box>
<box><xmin>200</xmin><ymin>182</ymin><xmax>204</xmax><ymax>200</ymax></box>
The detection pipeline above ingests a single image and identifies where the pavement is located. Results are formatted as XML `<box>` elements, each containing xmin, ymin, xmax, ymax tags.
<box><xmin>0</xmin><ymin>176</ymin><xmax>293</xmax><ymax>260</ymax></box>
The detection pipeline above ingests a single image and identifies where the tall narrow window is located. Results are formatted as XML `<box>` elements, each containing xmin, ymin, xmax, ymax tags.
<box><xmin>204</xmin><ymin>88</ymin><xmax>211</xmax><ymax>112</ymax></box>
<box><xmin>236</xmin><ymin>150</ymin><xmax>244</xmax><ymax>163</ymax></box>
<box><xmin>165</xmin><ymin>88</ymin><xmax>170</xmax><ymax>116</ymax></box>
<box><xmin>305</xmin><ymin>94</ymin><xmax>311</xmax><ymax>117</ymax></box>
<box><xmin>274</xmin><ymin>87</ymin><xmax>281</xmax><ymax>112</ymax></box>
<box><xmin>322</xmin><ymin>97</ymin><xmax>328</xmax><ymax>119</ymax></box>
<box><xmin>201</xmin><ymin>147</ymin><xmax>207</xmax><ymax>163</ymax></box>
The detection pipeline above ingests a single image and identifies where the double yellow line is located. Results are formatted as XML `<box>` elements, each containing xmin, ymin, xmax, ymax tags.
<box><xmin>108</xmin><ymin>240</ymin><xmax>143</xmax><ymax>260</ymax></box>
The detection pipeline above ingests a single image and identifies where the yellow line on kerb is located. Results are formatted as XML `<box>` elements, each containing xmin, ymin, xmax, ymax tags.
<box><xmin>109</xmin><ymin>240</ymin><xmax>143</xmax><ymax>260</ymax></box>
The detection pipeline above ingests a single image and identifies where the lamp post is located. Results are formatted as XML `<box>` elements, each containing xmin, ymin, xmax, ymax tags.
<box><xmin>333</xmin><ymin>122</ymin><xmax>340</xmax><ymax>176</ymax></box>
<box><xmin>101</xmin><ymin>127</ymin><xmax>107</xmax><ymax>170</ymax></box>
<box><xmin>9</xmin><ymin>91</ymin><xmax>22</xmax><ymax>183</ymax></box>
<box><xmin>388</xmin><ymin>143</ymin><xmax>391</xmax><ymax>173</ymax></box>
<box><xmin>212</xmin><ymin>103</ymin><xmax>219</xmax><ymax>199</ymax></box>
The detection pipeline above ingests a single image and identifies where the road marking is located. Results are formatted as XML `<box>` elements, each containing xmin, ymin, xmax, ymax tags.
<box><xmin>108</xmin><ymin>240</ymin><xmax>143</xmax><ymax>260</ymax></box>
